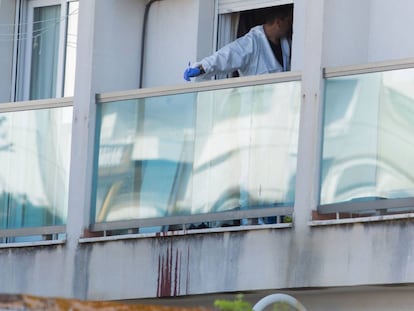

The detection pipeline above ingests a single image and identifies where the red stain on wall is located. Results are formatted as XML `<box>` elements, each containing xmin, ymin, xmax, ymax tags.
<box><xmin>157</xmin><ymin>243</ymin><xmax>184</xmax><ymax>297</ymax></box>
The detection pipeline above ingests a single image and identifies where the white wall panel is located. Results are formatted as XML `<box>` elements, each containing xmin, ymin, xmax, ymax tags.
<box><xmin>144</xmin><ymin>0</ymin><xmax>214</xmax><ymax>88</ymax></box>
<box><xmin>93</xmin><ymin>0</ymin><xmax>145</xmax><ymax>93</ymax></box>
<box><xmin>323</xmin><ymin>0</ymin><xmax>414</xmax><ymax>67</ymax></box>
<box><xmin>368</xmin><ymin>0</ymin><xmax>414</xmax><ymax>62</ymax></box>
<box><xmin>322</xmin><ymin>0</ymin><xmax>370</xmax><ymax>67</ymax></box>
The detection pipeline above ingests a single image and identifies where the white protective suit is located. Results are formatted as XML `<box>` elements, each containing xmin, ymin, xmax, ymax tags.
<box><xmin>195</xmin><ymin>25</ymin><xmax>290</xmax><ymax>80</ymax></box>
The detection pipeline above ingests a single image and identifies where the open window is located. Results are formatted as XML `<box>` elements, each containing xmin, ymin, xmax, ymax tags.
<box><xmin>14</xmin><ymin>0</ymin><xmax>78</xmax><ymax>101</ymax></box>
<box><xmin>216</xmin><ymin>1</ymin><xmax>294</xmax><ymax>78</ymax></box>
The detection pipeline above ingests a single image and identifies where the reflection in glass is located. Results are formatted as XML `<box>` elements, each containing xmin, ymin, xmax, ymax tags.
<box><xmin>93</xmin><ymin>81</ymin><xmax>301</xmax><ymax>228</ymax></box>
<box><xmin>30</xmin><ymin>5</ymin><xmax>61</xmax><ymax>100</ymax></box>
<box><xmin>0</xmin><ymin>107</ymin><xmax>72</xmax><ymax>241</ymax></box>
<box><xmin>320</xmin><ymin>68</ymin><xmax>414</xmax><ymax>205</ymax></box>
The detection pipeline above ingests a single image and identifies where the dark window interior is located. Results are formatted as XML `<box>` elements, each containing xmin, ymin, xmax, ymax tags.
<box><xmin>230</xmin><ymin>6</ymin><xmax>293</xmax><ymax>78</ymax></box>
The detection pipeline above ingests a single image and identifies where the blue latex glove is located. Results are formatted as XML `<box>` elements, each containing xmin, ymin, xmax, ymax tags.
<box><xmin>184</xmin><ymin>67</ymin><xmax>201</xmax><ymax>81</ymax></box>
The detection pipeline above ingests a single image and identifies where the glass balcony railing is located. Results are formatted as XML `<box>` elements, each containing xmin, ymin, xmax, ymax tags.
<box><xmin>0</xmin><ymin>99</ymin><xmax>72</xmax><ymax>242</ymax></box>
<box><xmin>92</xmin><ymin>74</ymin><xmax>301</xmax><ymax>233</ymax></box>
<box><xmin>320</xmin><ymin>66</ymin><xmax>414</xmax><ymax>214</ymax></box>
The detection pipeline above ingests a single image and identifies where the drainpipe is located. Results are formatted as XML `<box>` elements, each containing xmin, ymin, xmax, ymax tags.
<box><xmin>139</xmin><ymin>0</ymin><xmax>162</xmax><ymax>88</ymax></box>
<box><xmin>252</xmin><ymin>294</ymin><xmax>307</xmax><ymax>311</ymax></box>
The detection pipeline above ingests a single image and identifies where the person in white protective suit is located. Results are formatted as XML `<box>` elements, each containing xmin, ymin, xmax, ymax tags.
<box><xmin>183</xmin><ymin>4</ymin><xmax>293</xmax><ymax>81</ymax></box>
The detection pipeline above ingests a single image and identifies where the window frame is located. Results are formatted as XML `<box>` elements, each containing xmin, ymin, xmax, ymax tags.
<box><xmin>215</xmin><ymin>2</ymin><xmax>294</xmax><ymax>79</ymax></box>
<box><xmin>218</xmin><ymin>0</ymin><xmax>293</xmax><ymax>15</ymax></box>
<box><xmin>13</xmin><ymin>0</ymin><xmax>77</xmax><ymax>101</ymax></box>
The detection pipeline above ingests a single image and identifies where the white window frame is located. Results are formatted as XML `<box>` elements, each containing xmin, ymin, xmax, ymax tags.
<box><xmin>14</xmin><ymin>0</ymin><xmax>75</xmax><ymax>101</ymax></box>
<box><xmin>216</xmin><ymin>1</ymin><xmax>294</xmax><ymax>62</ymax></box>
<box><xmin>217</xmin><ymin>0</ymin><xmax>294</xmax><ymax>48</ymax></box>
<box><xmin>218</xmin><ymin>0</ymin><xmax>293</xmax><ymax>14</ymax></box>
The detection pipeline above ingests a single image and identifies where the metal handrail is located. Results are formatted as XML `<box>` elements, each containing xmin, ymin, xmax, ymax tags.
<box><xmin>96</xmin><ymin>71</ymin><xmax>301</xmax><ymax>103</ymax></box>
<box><xmin>323</xmin><ymin>57</ymin><xmax>414</xmax><ymax>78</ymax></box>
<box><xmin>0</xmin><ymin>97</ymin><xmax>73</xmax><ymax>113</ymax></box>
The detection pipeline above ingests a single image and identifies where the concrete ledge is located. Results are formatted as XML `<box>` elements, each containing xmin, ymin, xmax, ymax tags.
<box><xmin>309</xmin><ymin>213</ymin><xmax>414</xmax><ymax>227</ymax></box>
<box><xmin>79</xmin><ymin>223</ymin><xmax>292</xmax><ymax>244</ymax></box>
<box><xmin>0</xmin><ymin>239</ymin><xmax>66</xmax><ymax>249</ymax></box>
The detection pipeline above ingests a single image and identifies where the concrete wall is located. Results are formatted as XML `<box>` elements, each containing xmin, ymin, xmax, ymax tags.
<box><xmin>86</xmin><ymin>0</ymin><xmax>216</xmax><ymax>89</ymax></box>
<box><xmin>1</xmin><ymin>220</ymin><xmax>414</xmax><ymax>306</ymax></box>
<box><xmin>296</xmin><ymin>287</ymin><xmax>414</xmax><ymax>311</ymax></box>
<box><xmin>3</xmin><ymin>0</ymin><xmax>414</xmax><ymax>98</ymax></box>
<box><xmin>323</xmin><ymin>0</ymin><xmax>414</xmax><ymax>67</ymax></box>
<box><xmin>143</xmin><ymin>0</ymin><xmax>215</xmax><ymax>88</ymax></box>
<box><xmin>367</xmin><ymin>0</ymin><xmax>414</xmax><ymax>62</ymax></box>
<box><xmin>92</xmin><ymin>0</ymin><xmax>146</xmax><ymax>93</ymax></box>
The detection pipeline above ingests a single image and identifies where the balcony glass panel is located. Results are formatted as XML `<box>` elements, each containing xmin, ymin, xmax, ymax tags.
<box><xmin>0</xmin><ymin>106</ymin><xmax>72</xmax><ymax>241</ymax></box>
<box><xmin>320</xmin><ymin>68</ymin><xmax>414</xmax><ymax>207</ymax></box>
<box><xmin>93</xmin><ymin>80</ymin><xmax>301</xmax><ymax>230</ymax></box>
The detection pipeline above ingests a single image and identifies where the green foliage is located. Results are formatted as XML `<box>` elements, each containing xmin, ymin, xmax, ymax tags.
<box><xmin>282</xmin><ymin>216</ymin><xmax>292</xmax><ymax>223</ymax></box>
<box><xmin>214</xmin><ymin>294</ymin><xmax>252</xmax><ymax>311</ymax></box>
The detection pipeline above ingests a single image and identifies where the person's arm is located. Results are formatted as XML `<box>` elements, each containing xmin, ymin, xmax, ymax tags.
<box><xmin>198</xmin><ymin>35</ymin><xmax>254</xmax><ymax>78</ymax></box>
<box><xmin>184</xmin><ymin>34</ymin><xmax>254</xmax><ymax>81</ymax></box>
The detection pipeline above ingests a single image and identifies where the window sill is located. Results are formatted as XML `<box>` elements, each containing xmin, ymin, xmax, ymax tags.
<box><xmin>0</xmin><ymin>238</ymin><xmax>66</xmax><ymax>249</ymax></box>
<box><xmin>309</xmin><ymin>212</ymin><xmax>414</xmax><ymax>227</ymax></box>
<box><xmin>79</xmin><ymin>223</ymin><xmax>292</xmax><ymax>244</ymax></box>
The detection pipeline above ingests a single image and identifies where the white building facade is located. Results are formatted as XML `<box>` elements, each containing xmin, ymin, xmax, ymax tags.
<box><xmin>1</xmin><ymin>0</ymin><xmax>414</xmax><ymax>310</ymax></box>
